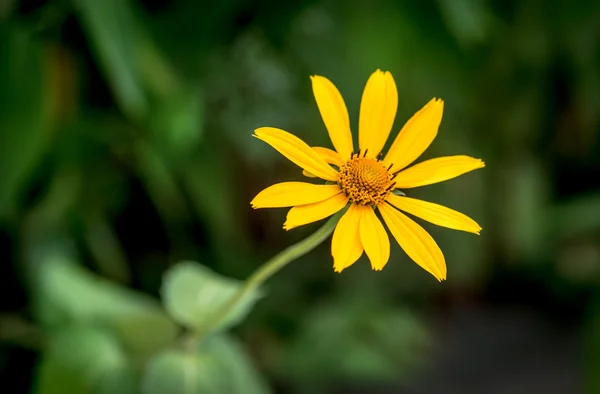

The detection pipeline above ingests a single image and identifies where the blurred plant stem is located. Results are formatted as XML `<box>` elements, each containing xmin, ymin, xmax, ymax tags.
<box><xmin>0</xmin><ymin>314</ymin><xmax>46</xmax><ymax>350</ymax></box>
<box><xmin>183</xmin><ymin>210</ymin><xmax>344</xmax><ymax>349</ymax></box>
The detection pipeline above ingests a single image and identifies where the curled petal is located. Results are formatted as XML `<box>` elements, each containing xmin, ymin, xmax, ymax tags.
<box><xmin>312</xmin><ymin>146</ymin><xmax>344</xmax><ymax>167</ymax></box>
<box><xmin>254</xmin><ymin>127</ymin><xmax>339</xmax><ymax>181</ymax></box>
<box><xmin>302</xmin><ymin>147</ymin><xmax>344</xmax><ymax>178</ymax></box>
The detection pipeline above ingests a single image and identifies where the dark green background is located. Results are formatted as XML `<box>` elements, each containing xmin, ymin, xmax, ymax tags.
<box><xmin>1</xmin><ymin>0</ymin><xmax>600</xmax><ymax>393</ymax></box>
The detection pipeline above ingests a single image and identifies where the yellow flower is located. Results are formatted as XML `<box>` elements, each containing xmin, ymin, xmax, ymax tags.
<box><xmin>251</xmin><ymin>70</ymin><xmax>484</xmax><ymax>281</ymax></box>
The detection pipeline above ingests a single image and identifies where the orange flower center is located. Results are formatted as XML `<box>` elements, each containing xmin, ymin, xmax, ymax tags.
<box><xmin>338</xmin><ymin>154</ymin><xmax>395</xmax><ymax>205</ymax></box>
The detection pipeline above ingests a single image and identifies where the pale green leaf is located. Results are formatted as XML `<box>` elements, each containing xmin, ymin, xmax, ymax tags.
<box><xmin>161</xmin><ymin>261</ymin><xmax>262</xmax><ymax>333</ymax></box>
<box><xmin>141</xmin><ymin>349</ymin><xmax>223</xmax><ymax>394</ymax></box>
<box><xmin>141</xmin><ymin>334</ymin><xmax>269</xmax><ymax>394</ymax></box>
<box><xmin>31</xmin><ymin>252</ymin><xmax>179</xmax><ymax>354</ymax></box>
<box><xmin>209</xmin><ymin>335</ymin><xmax>271</xmax><ymax>394</ymax></box>
<box><xmin>36</xmin><ymin>326</ymin><xmax>136</xmax><ymax>394</ymax></box>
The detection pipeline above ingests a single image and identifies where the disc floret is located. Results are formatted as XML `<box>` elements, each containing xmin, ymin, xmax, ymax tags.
<box><xmin>338</xmin><ymin>151</ymin><xmax>395</xmax><ymax>205</ymax></box>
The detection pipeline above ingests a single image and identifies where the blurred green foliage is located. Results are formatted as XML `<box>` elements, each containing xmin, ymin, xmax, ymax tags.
<box><xmin>142</xmin><ymin>334</ymin><xmax>270</xmax><ymax>394</ymax></box>
<box><xmin>1</xmin><ymin>0</ymin><xmax>600</xmax><ymax>393</ymax></box>
<box><xmin>284</xmin><ymin>299</ymin><xmax>428</xmax><ymax>389</ymax></box>
<box><xmin>31</xmin><ymin>249</ymin><xmax>178</xmax><ymax>355</ymax></box>
<box><xmin>37</xmin><ymin>326</ymin><xmax>137</xmax><ymax>394</ymax></box>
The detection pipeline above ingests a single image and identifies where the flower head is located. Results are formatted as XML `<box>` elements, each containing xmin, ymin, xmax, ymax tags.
<box><xmin>251</xmin><ymin>70</ymin><xmax>484</xmax><ymax>281</ymax></box>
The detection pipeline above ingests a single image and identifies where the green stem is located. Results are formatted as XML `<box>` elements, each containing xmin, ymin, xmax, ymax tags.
<box><xmin>191</xmin><ymin>211</ymin><xmax>343</xmax><ymax>345</ymax></box>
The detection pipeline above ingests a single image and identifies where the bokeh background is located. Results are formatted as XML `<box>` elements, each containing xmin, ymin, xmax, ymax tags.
<box><xmin>2</xmin><ymin>0</ymin><xmax>600</xmax><ymax>393</ymax></box>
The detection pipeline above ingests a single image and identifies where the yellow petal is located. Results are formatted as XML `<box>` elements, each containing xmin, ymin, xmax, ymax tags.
<box><xmin>311</xmin><ymin>76</ymin><xmax>354</xmax><ymax>159</ymax></box>
<box><xmin>331</xmin><ymin>204</ymin><xmax>363</xmax><ymax>272</ymax></box>
<box><xmin>383</xmin><ymin>98</ymin><xmax>444</xmax><ymax>173</ymax></box>
<box><xmin>359</xmin><ymin>205</ymin><xmax>390</xmax><ymax>271</ymax></box>
<box><xmin>312</xmin><ymin>146</ymin><xmax>344</xmax><ymax>167</ymax></box>
<box><xmin>284</xmin><ymin>194</ymin><xmax>349</xmax><ymax>230</ymax></box>
<box><xmin>302</xmin><ymin>147</ymin><xmax>344</xmax><ymax>178</ymax></box>
<box><xmin>394</xmin><ymin>155</ymin><xmax>485</xmax><ymax>189</ymax></box>
<box><xmin>386</xmin><ymin>195</ymin><xmax>482</xmax><ymax>234</ymax></box>
<box><xmin>254</xmin><ymin>127</ymin><xmax>339</xmax><ymax>181</ymax></box>
<box><xmin>358</xmin><ymin>70</ymin><xmax>398</xmax><ymax>158</ymax></box>
<box><xmin>378</xmin><ymin>203</ymin><xmax>446</xmax><ymax>281</ymax></box>
<box><xmin>251</xmin><ymin>182</ymin><xmax>341</xmax><ymax>208</ymax></box>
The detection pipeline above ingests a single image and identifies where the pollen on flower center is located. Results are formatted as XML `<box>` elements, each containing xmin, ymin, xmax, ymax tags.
<box><xmin>338</xmin><ymin>153</ymin><xmax>395</xmax><ymax>205</ymax></box>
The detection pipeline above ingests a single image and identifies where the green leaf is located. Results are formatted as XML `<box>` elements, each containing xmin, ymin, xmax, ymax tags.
<box><xmin>74</xmin><ymin>0</ymin><xmax>203</xmax><ymax>246</ymax></box>
<box><xmin>36</xmin><ymin>326</ymin><xmax>136</xmax><ymax>394</ymax></box>
<box><xmin>208</xmin><ymin>335</ymin><xmax>271</xmax><ymax>394</ymax></box>
<box><xmin>141</xmin><ymin>334</ymin><xmax>270</xmax><ymax>394</ymax></box>
<box><xmin>141</xmin><ymin>349</ymin><xmax>222</xmax><ymax>394</ymax></box>
<box><xmin>31</xmin><ymin>251</ymin><xmax>179</xmax><ymax>354</ymax></box>
<box><xmin>0</xmin><ymin>27</ymin><xmax>55</xmax><ymax>218</ymax></box>
<box><xmin>74</xmin><ymin>0</ymin><xmax>203</xmax><ymax>154</ymax></box>
<box><xmin>161</xmin><ymin>261</ymin><xmax>262</xmax><ymax>333</ymax></box>
<box><xmin>73</xmin><ymin>0</ymin><xmax>148</xmax><ymax>120</ymax></box>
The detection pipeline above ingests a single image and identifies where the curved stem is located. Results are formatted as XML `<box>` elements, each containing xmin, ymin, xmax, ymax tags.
<box><xmin>191</xmin><ymin>211</ymin><xmax>343</xmax><ymax>345</ymax></box>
